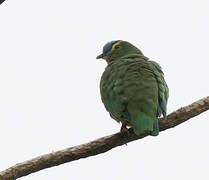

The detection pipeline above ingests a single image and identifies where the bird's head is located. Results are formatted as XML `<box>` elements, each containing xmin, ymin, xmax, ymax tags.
<box><xmin>96</xmin><ymin>40</ymin><xmax>143</xmax><ymax>63</ymax></box>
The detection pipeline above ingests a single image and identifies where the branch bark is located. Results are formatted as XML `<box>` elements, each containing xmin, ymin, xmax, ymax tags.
<box><xmin>1</xmin><ymin>96</ymin><xmax>209</xmax><ymax>180</ymax></box>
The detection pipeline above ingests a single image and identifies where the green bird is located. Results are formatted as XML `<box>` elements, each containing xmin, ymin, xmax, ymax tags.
<box><xmin>97</xmin><ymin>40</ymin><xmax>168</xmax><ymax>136</ymax></box>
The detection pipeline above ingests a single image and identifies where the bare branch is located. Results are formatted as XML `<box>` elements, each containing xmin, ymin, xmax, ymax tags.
<box><xmin>1</xmin><ymin>96</ymin><xmax>209</xmax><ymax>180</ymax></box>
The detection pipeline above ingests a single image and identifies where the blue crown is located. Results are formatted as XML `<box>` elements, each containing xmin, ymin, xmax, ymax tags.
<box><xmin>103</xmin><ymin>40</ymin><xmax>119</xmax><ymax>56</ymax></box>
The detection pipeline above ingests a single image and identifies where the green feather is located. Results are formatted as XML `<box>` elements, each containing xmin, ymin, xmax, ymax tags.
<box><xmin>131</xmin><ymin>111</ymin><xmax>159</xmax><ymax>136</ymax></box>
<box><xmin>99</xmin><ymin>40</ymin><xmax>168</xmax><ymax>136</ymax></box>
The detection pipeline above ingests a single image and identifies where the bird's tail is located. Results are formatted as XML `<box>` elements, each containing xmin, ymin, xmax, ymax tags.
<box><xmin>131</xmin><ymin>111</ymin><xmax>159</xmax><ymax>136</ymax></box>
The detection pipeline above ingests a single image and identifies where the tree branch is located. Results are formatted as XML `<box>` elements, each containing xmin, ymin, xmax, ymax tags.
<box><xmin>1</xmin><ymin>96</ymin><xmax>209</xmax><ymax>180</ymax></box>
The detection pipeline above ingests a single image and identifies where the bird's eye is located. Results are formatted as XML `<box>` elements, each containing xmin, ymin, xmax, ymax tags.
<box><xmin>114</xmin><ymin>45</ymin><xmax>121</xmax><ymax>50</ymax></box>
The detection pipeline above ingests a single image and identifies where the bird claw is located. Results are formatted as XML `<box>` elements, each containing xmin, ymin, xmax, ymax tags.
<box><xmin>120</xmin><ymin>124</ymin><xmax>129</xmax><ymax>133</ymax></box>
<box><xmin>120</xmin><ymin>124</ymin><xmax>129</xmax><ymax>146</ymax></box>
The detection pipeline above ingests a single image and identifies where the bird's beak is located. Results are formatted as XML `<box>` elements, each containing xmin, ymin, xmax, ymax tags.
<box><xmin>96</xmin><ymin>54</ymin><xmax>103</xmax><ymax>59</ymax></box>
<box><xmin>97</xmin><ymin>53</ymin><xmax>109</xmax><ymax>63</ymax></box>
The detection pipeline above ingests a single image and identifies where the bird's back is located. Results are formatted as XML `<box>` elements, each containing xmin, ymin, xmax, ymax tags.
<box><xmin>100</xmin><ymin>54</ymin><xmax>160</xmax><ymax>135</ymax></box>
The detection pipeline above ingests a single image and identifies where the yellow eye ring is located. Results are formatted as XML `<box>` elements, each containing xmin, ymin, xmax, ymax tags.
<box><xmin>111</xmin><ymin>41</ymin><xmax>121</xmax><ymax>52</ymax></box>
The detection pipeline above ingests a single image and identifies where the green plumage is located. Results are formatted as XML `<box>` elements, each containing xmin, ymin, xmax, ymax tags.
<box><xmin>97</xmin><ymin>41</ymin><xmax>168</xmax><ymax>136</ymax></box>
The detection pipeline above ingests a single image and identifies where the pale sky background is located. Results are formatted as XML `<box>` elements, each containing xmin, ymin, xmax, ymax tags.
<box><xmin>0</xmin><ymin>0</ymin><xmax>209</xmax><ymax>180</ymax></box>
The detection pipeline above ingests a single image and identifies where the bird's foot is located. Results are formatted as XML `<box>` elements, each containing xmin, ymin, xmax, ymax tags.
<box><xmin>120</xmin><ymin>124</ymin><xmax>129</xmax><ymax>146</ymax></box>
<box><xmin>120</xmin><ymin>124</ymin><xmax>129</xmax><ymax>133</ymax></box>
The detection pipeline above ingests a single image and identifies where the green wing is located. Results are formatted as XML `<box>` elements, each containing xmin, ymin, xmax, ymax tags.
<box><xmin>122</xmin><ymin>56</ymin><xmax>159</xmax><ymax>135</ymax></box>
<box><xmin>100</xmin><ymin>55</ymin><xmax>168</xmax><ymax>136</ymax></box>
<box><xmin>149</xmin><ymin>61</ymin><xmax>169</xmax><ymax>117</ymax></box>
